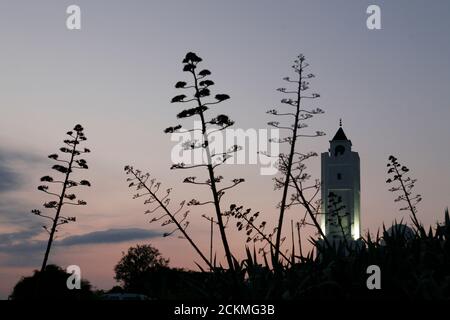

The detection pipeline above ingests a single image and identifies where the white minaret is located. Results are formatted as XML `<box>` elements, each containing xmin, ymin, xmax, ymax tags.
<box><xmin>321</xmin><ymin>120</ymin><xmax>360</xmax><ymax>241</ymax></box>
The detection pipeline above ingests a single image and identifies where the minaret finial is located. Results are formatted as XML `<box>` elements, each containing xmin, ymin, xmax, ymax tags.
<box><xmin>339</xmin><ymin>118</ymin><xmax>342</xmax><ymax>127</ymax></box>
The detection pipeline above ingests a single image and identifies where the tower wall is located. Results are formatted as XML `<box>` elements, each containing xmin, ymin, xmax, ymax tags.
<box><xmin>321</xmin><ymin>136</ymin><xmax>360</xmax><ymax>240</ymax></box>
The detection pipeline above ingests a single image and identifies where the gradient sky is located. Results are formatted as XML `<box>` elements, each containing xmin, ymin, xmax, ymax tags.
<box><xmin>1</xmin><ymin>0</ymin><xmax>450</xmax><ymax>299</ymax></box>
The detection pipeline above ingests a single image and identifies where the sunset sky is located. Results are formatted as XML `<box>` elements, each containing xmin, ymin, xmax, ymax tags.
<box><xmin>1</xmin><ymin>0</ymin><xmax>450</xmax><ymax>298</ymax></box>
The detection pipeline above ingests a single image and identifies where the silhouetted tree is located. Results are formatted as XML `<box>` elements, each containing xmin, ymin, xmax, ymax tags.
<box><xmin>9</xmin><ymin>265</ymin><xmax>94</xmax><ymax>300</ymax></box>
<box><xmin>125</xmin><ymin>166</ymin><xmax>213</xmax><ymax>270</ymax></box>
<box><xmin>386</xmin><ymin>155</ymin><xmax>425</xmax><ymax>235</ymax></box>
<box><xmin>32</xmin><ymin>124</ymin><xmax>91</xmax><ymax>272</ymax></box>
<box><xmin>266</xmin><ymin>54</ymin><xmax>325</xmax><ymax>262</ymax></box>
<box><xmin>166</xmin><ymin>52</ymin><xmax>243</xmax><ymax>270</ymax></box>
<box><xmin>114</xmin><ymin>244</ymin><xmax>169</xmax><ymax>293</ymax></box>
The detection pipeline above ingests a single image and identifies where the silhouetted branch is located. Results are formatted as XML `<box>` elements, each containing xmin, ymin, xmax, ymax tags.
<box><xmin>125</xmin><ymin>165</ymin><xmax>213</xmax><ymax>270</ymax></box>
<box><xmin>386</xmin><ymin>155</ymin><xmax>425</xmax><ymax>236</ymax></box>
<box><xmin>224</xmin><ymin>204</ymin><xmax>292</xmax><ymax>265</ymax></box>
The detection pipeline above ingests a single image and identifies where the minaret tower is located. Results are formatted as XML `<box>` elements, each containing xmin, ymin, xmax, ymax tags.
<box><xmin>321</xmin><ymin>120</ymin><xmax>361</xmax><ymax>240</ymax></box>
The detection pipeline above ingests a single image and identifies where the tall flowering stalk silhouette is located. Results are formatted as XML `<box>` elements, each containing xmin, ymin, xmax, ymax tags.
<box><xmin>166</xmin><ymin>52</ymin><xmax>243</xmax><ymax>270</ymax></box>
<box><xmin>386</xmin><ymin>155</ymin><xmax>424</xmax><ymax>235</ymax></box>
<box><xmin>266</xmin><ymin>54</ymin><xmax>325</xmax><ymax>263</ymax></box>
<box><xmin>32</xmin><ymin>124</ymin><xmax>91</xmax><ymax>272</ymax></box>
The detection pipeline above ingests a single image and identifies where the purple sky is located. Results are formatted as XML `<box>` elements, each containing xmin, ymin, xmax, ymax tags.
<box><xmin>1</xmin><ymin>0</ymin><xmax>449</xmax><ymax>298</ymax></box>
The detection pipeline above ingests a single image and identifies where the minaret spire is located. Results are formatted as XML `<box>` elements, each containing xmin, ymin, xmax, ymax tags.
<box><xmin>339</xmin><ymin>118</ymin><xmax>342</xmax><ymax>127</ymax></box>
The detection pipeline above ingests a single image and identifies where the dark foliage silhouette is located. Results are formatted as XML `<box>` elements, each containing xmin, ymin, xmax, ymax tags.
<box><xmin>165</xmin><ymin>208</ymin><xmax>450</xmax><ymax>300</ymax></box>
<box><xmin>9</xmin><ymin>265</ymin><xmax>94</xmax><ymax>300</ymax></box>
<box><xmin>114</xmin><ymin>244</ymin><xmax>169</xmax><ymax>293</ymax></box>
<box><xmin>113</xmin><ymin>244</ymin><xmax>225</xmax><ymax>299</ymax></box>
<box><xmin>32</xmin><ymin>124</ymin><xmax>91</xmax><ymax>272</ymax></box>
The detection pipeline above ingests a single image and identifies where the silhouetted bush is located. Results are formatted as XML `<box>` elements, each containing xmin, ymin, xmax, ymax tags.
<box><xmin>9</xmin><ymin>265</ymin><xmax>95</xmax><ymax>300</ymax></box>
<box><xmin>121</xmin><ymin>210</ymin><xmax>449</xmax><ymax>300</ymax></box>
